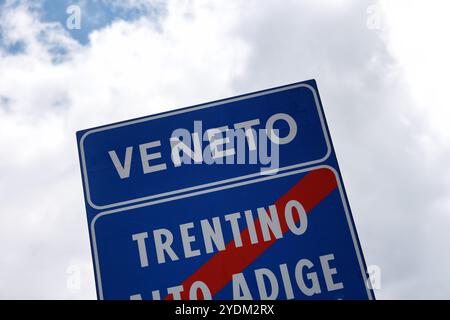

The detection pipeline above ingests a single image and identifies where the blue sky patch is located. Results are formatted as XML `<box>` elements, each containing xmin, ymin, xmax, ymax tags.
<box><xmin>41</xmin><ymin>0</ymin><xmax>164</xmax><ymax>44</ymax></box>
<box><xmin>0</xmin><ymin>0</ymin><xmax>165</xmax><ymax>47</ymax></box>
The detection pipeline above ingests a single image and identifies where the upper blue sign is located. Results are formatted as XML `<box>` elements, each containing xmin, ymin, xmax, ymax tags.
<box><xmin>78</xmin><ymin>81</ymin><xmax>330</xmax><ymax>210</ymax></box>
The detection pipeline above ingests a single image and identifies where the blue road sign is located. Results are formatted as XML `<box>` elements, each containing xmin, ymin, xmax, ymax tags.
<box><xmin>77</xmin><ymin>80</ymin><xmax>374</xmax><ymax>300</ymax></box>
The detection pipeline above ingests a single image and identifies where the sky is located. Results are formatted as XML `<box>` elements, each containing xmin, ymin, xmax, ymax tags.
<box><xmin>0</xmin><ymin>0</ymin><xmax>450</xmax><ymax>299</ymax></box>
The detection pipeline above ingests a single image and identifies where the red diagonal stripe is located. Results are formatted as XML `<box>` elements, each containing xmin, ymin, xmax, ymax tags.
<box><xmin>165</xmin><ymin>168</ymin><xmax>337</xmax><ymax>300</ymax></box>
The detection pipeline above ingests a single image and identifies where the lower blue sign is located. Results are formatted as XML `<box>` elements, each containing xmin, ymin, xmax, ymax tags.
<box><xmin>91</xmin><ymin>165</ymin><xmax>373</xmax><ymax>300</ymax></box>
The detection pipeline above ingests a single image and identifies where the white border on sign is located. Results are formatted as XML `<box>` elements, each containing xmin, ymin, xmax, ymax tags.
<box><xmin>80</xmin><ymin>83</ymin><xmax>332</xmax><ymax>210</ymax></box>
<box><xmin>91</xmin><ymin>165</ymin><xmax>374</xmax><ymax>300</ymax></box>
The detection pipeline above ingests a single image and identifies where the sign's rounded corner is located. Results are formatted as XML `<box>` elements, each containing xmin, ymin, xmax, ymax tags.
<box><xmin>298</xmin><ymin>82</ymin><xmax>318</xmax><ymax>97</ymax></box>
<box><xmin>79</xmin><ymin>128</ymin><xmax>101</xmax><ymax>154</ymax></box>
<box><xmin>317</xmin><ymin>164</ymin><xmax>339</xmax><ymax>180</ymax></box>
<box><xmin>90</xmin><ymin>211</ymin><xmax>109</xmax><ymax>232</ymax></box>
<box><xmin>87</xmin><ymin>196</ymin><xmax>107</xmax><ymax>211</ymax></box>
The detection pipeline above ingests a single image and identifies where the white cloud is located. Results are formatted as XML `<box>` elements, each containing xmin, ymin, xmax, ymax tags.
<box><xmin>0</xmin><ymin>0</ymin><xmax>250</xmax><ymax>299</ymax></box>
<box><xmin>0</xmin><ymin>0</ymin><xmax>449</xmax><ymax>299</ymax></box>
<box><xmin>380</xmin><ymin>0</ymin><xmax>450</xmax><ymax>142</ymax></box>
<box><xmin>371</xmin><ymin>0</ymin><xmax>450</xmax><ymax>298</ymax></box>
